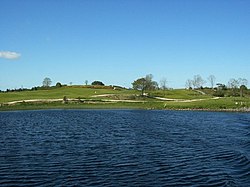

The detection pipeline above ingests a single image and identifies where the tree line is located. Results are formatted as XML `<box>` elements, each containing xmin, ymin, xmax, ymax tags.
<box><xmin>132</xmin><ymin>74</ymin><xmax>248</xmax><ymax>97</ymax></box>
<box><xmin>1</xmin><ymin>75</ymin><xmax>248</xmax><ymax>98</ymax></box>
<box><xmin>185</xmin><ymin>75</ymin><xmax>248</xmax><ymax>90</ymax></box>
<box><xmin>0</xmin><ymin>77</ymin><xmax>106</xmax><ymax>93</ymax></box>
<box><xmin>41</xmin><ymin>77</ymin><xmax>105</xmax><ymax>87</ymax></box>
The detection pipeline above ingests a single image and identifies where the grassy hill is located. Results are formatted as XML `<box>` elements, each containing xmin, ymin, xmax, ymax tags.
<box><xmin>149</xmin><ymin>89</ymin><xmax>212</xmax><ymax>99</ymax></box>
<box><xmin>0</xmin><ymin>86</ymin><xmax>137</xmax><ymax>103</ymax></box>
<box><xmin>0</xmin><ymin>86</ymin><xmax>249</xmax><ymax>111</ymax></box>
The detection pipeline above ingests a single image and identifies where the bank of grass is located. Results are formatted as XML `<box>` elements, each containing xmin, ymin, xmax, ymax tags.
<box><xmin>0</xmin><ymin>86</ymin><xmax>249</xmax><ymax>111</ymax></box>
<box><xmin>0</xmin><ymin>86</ymin><xmax>138</xmax><ymax>103</ymax></box>
<box><xmin>1</xmin><ymin>97</ymin><xmax>249</xmax><ymax>112</ymax></box>
<box><xmin>0</xmin><ymin>87</ymin><xmax>211</xmax><ymax>103</ymax></box>
<box><xmin>150</xmin><ymin>89</ymin><xmax>212</xmax><ymax>99</ymax></box>
<box><xmin>163</xmin><ymin>97</ymin><xmax>250</xmax><ymax>110</ymax></box>
<box><xmin>0</xmin><ymin>101</ymin><xmax>158</xmax><ymax>111</ymax></box>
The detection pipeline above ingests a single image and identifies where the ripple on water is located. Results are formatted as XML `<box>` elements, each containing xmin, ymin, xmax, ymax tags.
<box><xmin>0</xmin><ymin>110</ymin><xmax>249</xmax><ymax>186</ymax></box>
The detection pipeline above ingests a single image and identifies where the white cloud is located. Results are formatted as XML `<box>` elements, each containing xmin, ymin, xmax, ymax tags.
<box><xmin>0</xmin><ymin>51</ymin><xmax>21</xmax><ymax>60</ymax></box>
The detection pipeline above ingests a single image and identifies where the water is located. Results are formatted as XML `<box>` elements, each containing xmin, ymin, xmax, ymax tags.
<box><xmin>0</xmin><ymin>110</ymin><xmax>249</xmax><ymax>186</ymax></box>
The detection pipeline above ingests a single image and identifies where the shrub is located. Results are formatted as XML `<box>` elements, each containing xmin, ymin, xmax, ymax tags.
<box><xmin>91</xmin><ymin>81</ymin><xmax>105</xmax><ymax>86</ymax></box>
<box><xmin>56</xmin><ymin>82</ymin><xmax>62</xmax><ymax>87</ymax></box>
<box><xmin>213</xmin><ymin>91</ymin><xmax>225</xmax><ymax>97</ymax></box>
<box><xmin>63</xmin><ymin>96</ymin><xmax>68</xmax><ymax>104</ymax></box>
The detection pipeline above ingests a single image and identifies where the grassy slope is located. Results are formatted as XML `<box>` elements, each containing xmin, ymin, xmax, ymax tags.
<box><xmin>0</xmin><ymin>86</ymin><xmax>138</xmax><ymax>103</ymax></box>
<box><xmin>162</xmin><ymin>97</ymin><xmax>250</xmax><ymax>110</ymax></box>
<box><xmin>0</xmin><ymin>86</ymin><xmax>250</xmax><ymax>111</ymax></box>
<box><xmin>150</xmin><ymin>89</ymin><xmax>212</xmax><ymax>99</ymax></box>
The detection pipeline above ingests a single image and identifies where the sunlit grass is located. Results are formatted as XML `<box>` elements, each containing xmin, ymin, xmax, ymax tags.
<box><xmin>0</xmin><ymin>86</ymin><xmax>138</xmax><ymax>103</ymax></box>
<box><xmin>0</xmin><ymin>86</ymin><xmax>249</xmax><ymax>111</ymax></box>
<box><xmin>162</xmin><ymin>97</ymin><xmax>250</xmax><ymax>109</ymax></box>
<box><xmin>149</xmin><ymin>89</ymin><xmax>212</xmax><ymax>99</ymax></box>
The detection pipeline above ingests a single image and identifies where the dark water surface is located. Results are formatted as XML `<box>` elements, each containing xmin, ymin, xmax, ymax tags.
<box><xmin>0</xmin><ymin>110</ymin><xmax>249</xmax><ymax>186</ymax></box>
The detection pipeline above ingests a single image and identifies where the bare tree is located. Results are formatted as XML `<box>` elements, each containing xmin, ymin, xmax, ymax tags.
<box><xmin>185</xmin><ymin>79</ymin><xmax>193</xmax><ymax>89</ymax></box>
<box><xmin>42</xmin><ymin>77</ymin><xmax>52</xmax><ymax>87</ymax></box>
<box><xmin>228</xmin><ymin>78</ymin><xmax>248</xmax><ymax>88</ymax></box>
<box><xmin>240</xmin><ymin>85</ymin><xmax>247</xmax><ymax>97</ymax></box>
<box><xmin>238</xmin><ymin>78</ymin><xmax>248</xmax><ymax>87</ymax></box>
<box><xmin>193</xmin><ymin>75</ymin><xmax>206</xmax><ymax>89</ymax></box>
<box><xmin>160</xmin><ymin>78</ymin><xmax>168</xmax><ymax>90</ymax></box>
<box><xmin>238</xmin><ymin>78</ymin><xmax>248</xmax><ymax>97</ymax></box>
<box><xmin>228</xmin><ymin>78</ymin><xmax>239</xmax><ymax>89</ymax></box>
<box><xmin>228</xmin><ymin>78</ymin><xmax>239</xmax><ymax>96</ymax></box>
<box><xmin>85</xmin><ymin>80</ymin><xmax>88</xmax><ymax>85</ymax></box>
<box><xmin>207</xmin><ymin>75</ymin><xmax>216</xmax><ymax>88</ymax></box>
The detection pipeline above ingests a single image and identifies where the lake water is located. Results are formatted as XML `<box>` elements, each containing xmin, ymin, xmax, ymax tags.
<box><xmin>0</xmin><ymin>110</ymin><xmax>249</xmax><ymax>186</ymax></box>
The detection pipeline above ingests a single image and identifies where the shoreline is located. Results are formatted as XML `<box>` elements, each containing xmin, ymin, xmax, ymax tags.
<box><xmin>1</xmin><ymin>103</ymin><xmax>249</xmax><ymax>113</ymax></box>
<box><xmin>1</xmin><ymin>96</ymin><xmax>250</xmax><ymax>113</ymax></box>
<box><xmin>170</xmin><ymin>107</ymin><xmax>250</xmax><ymax>113</ymax></box>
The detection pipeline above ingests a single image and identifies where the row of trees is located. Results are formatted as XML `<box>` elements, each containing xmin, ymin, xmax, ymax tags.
<box><xmin>186</xmin><ymin>75</ymin><xmax>248</xmax><ymax>90</ymax></box>
<box><xmin>228</xmin><ymin>78</ymin><xmax>248</xmax><ymax>97</ymax></box>
<box><xmin>1</xmin><ymin>75</ymin><xmax>248</xmax><ymax>96</ymax></box>
<box><xmin>132</xmin><ymin>74</ymin><xmax>216</xmax><ymax>95</ymax></box>
<box><xmin>1</xmin><ymin>78</ymin><xmax>106</xmax><ymax>92</ymax></box>
<box><xmin>186</xmin><ymin>75</ymin><xmax>215</xmax><ymax>89</ymax></box>
<box><xmin>132</xmin><ymin>74</ymin><xmax>248</xmax><ymax>97</ymax></box>
<box><xmin>42</xmin><ymin>77</ymin><xmax>105</xmax><ymax>87</ymax></box>
<box><xmin>43</xmin><ymin>75</ymin><xmax>248</xmax><ymax>91</ymax></box>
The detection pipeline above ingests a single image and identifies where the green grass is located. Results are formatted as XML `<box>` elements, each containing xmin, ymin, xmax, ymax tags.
<box><xmin>0</xmin><ymin>86</ymin><xmax>250</xmax><ymax>111</ymax></box>
<box><xmin>149</xmin><ymin>89</ymin><xmax>212</xmax><ymax>99</ymax></box>
<box><xmin>162</xmin><ymin>97</ymin><xmax>250</xmax><ymax>110</ymax></box>
<box><xmin>202</xmin><ymin>88</ymin><xmax>250</xmax><ymax>97</ymax></box>
<box><xmin>1</xmin><ymin>97</ymin><xmax>249</xmax><ymax>111</ymax></box>
<box><xmin>0</xmin><ymin>101</ymin><xmax>158</xmax><ymax>111</ymax></box>
<box><xmin>0</xmin><ymin>86</ymin><xmax>138</xmax><ymax>103</ymax></box>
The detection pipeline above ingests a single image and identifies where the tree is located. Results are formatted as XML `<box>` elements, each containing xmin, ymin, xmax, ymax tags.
<box><xmin>193</xmin><ymin>75</ymin><xmax>206</xmax><ymax>89</ymax></box>
<box><xmin>160</xmin><ymin>78</ymin><xmax>168</xmax><ymax>90</ymax></box>
<box><xmin>145</xmin><ymin>74</ymin><xmax>158</xmax><ymax>90</ymax></box>
<box><xmin>228</xmin><ymin>78</ymin><xmax>248</xmax><ymax>89</ymax></box>
<box><xmin>91</xmin><ymin>81</ymin><xmax>104</xmax><ymax>86</ymax></box>
<box><xmin>207</xmin><ymin>75</ymin><xmax>216</xmax><ymax>89</ymax></box>
<box><xmin>228</xmin><ymin>78</ymin><xmax>239</xmax><ymax>89</ymax></box>
<box><xmin>216</xmin><ymin>83</ymin><xmax>226</xmax><ymax>90</ymax></box>
<box><xmin>43</xmin><ymin>77</ymin><xmax>52</xmax><ymax>87</ymax></box>
<box><xmin>85</xmin><ymin>80</ymin><xmax>88</xmax><ymax>86</ymax></box>
<box><xmin>228</xmin><ymin>78</ymin><xmax>248</xmax><ymax>97</ymax></box>
<box><xmin>240</xmin><ymin>85</ymin><xmax>247</xmax><ymax>97</ymax></box>
<box><xmin>185</xmin><ymin>79</ymin><xmax>193</xmax><ymax>89</ymax></box>
<box><xmin>228</xmin><ymin>78</ymin><xmax>240</xmax><ymax>96</ymax></box>
<box><xmin>132</xmin><ymin>78</ymin><xmax>147</xmax><ymax>96</ymax></box>
<box><xmin>56</xmin><ymin>82</ymin><xmax>62</xmax><ymax>87</ymax></box>
<box><xmin>238</xmin><ymin>78</ymin><xmax>248</xmax><ymax>87</ymax></box>
<box><xmin>132</xmin><ymin>74</ymin><xmax>158</xmax><ymax>96</ymax></box>
<box><xmin>239</xmin><ymin>78</ymin><xmax>248</xmax><ymax>97</ymax></box>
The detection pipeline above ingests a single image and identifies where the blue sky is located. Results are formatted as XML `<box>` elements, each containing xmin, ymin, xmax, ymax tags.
<box><xmin>1</xmin><ymin>0</ymin><xmax>250</xmax><ymax>90</ymax></box>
